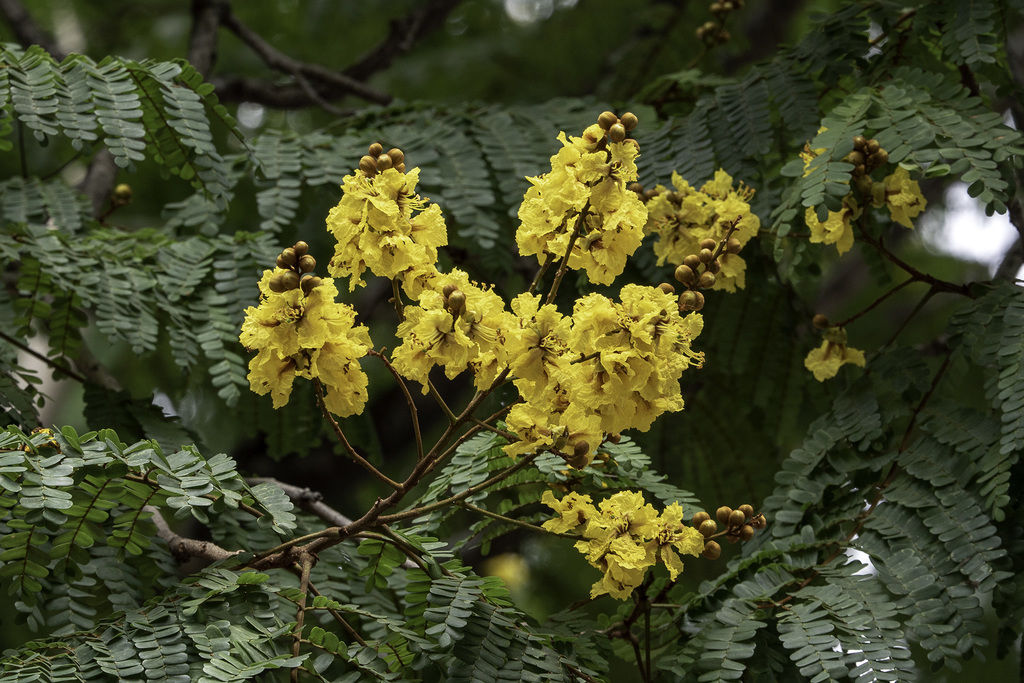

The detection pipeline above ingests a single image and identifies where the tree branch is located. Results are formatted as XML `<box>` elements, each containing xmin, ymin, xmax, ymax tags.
<box><xmin>219</xmin><ymin>6</ymin><xmax>391</xmax><ymax>106</ymax></box>
<box><xmin>188</xmin><ymin>0</ymin><xmax>223</xmax><ymax>76</ymax></box>
<box><xmin>0</xmin><ymin>0</ymin><xmax>65</xmax><ymax>58</ymax></box>
<box><xmin>246</xmin><ymin>477</ymin><xmax>353</xmax><ymax>527</ymax></box>
<box><xmin>145</xmin><ymin>505</ymin><xmax>240</xmax><ymax>564</ymax></box>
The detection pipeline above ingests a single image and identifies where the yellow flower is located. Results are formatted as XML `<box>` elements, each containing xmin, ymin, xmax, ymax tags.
<box><xmin>325</xmin><ymin>166</ymin><xmax>447</xmax><ymax>290</ymax></box>
<box><xmin>540</xmin><ymin>489</ymin><xmax>596</xmax><ymax>534</ymax></box>
<box><xmin>650</xmin><ymin>503</ymin><xmax>704</xmax><ymax>581</ymax></box>
<box><xmin>804</xmin><ymin>197</ymin><xmax>860</xmax><ymax>255</ymax></box>
<box><xmin>881</xmin><ymin>167</ymin><xmax>926</xmax><ymax>228</ymax></box>
<box><xmin>240</xmin><ymin>272</ymin><xmax>372</xmax><ymax>416</ymax></box>
<box><xmin>516</xmin><ymin>126</ymin><xmax>647</xmax><ymax>285</ymax></box>
<box><xmin>804</xmin><ymin>327</ymin><xmax>866</xmax><ymax>381</ymax></box>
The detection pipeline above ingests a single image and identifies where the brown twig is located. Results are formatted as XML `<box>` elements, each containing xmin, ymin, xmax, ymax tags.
<box><xmin>306</xmin><ymin>582</ymin><xmax>367</xmax><ymax>646</ymax></box>
<box><xmin>368</xmin><ymin>349</ymin><xmax>424</xmax><ymax>461</ymax></box>
<box><xmin>313</xmin><ymin>378</ymin><xmax>401</xmax><ymax>490</ymax></box>
<box><xmin>291</xmin><ymin>554</ymin><xmax>314</xmax><ymax>683</ymax></box>
<box><xmin>832</xmin><ymin>276</ymin><xmax>915</xmax><ymax>328</ymax></box>
<box><xmin>145</xmin><ymin>506</ymin><xmax>240</xmax><ymax>564</ymax></box>
<box><xmin>545</xmin><ymin>203</ymin><xmax>590</xmax><ymax>305</ymax></box>
<box><xmin>0</xmin><ymin>329</ymin><xmax>88</xmax><ymax>384</ymax></box>
<box><xmin>187</xmin><ymin>0</ymin><xmax>223</xmax><ymax>75</ymax></box>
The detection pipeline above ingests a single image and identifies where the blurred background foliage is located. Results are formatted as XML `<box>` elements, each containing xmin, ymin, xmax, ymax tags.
<box><xmin>0</xmin><ymin>0</ymin><xmax>1022</xmax><ymax>679</ymax></box>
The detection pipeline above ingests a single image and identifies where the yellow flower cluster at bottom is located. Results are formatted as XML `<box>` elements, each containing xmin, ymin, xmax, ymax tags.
<box><xmin>542</xmin><ymin>489</ymin><xmax>704</xmax><ymax>600</ymax></box>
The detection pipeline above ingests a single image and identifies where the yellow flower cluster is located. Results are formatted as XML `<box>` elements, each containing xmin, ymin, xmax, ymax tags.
<box><xmin>803</xmin><ymin>326</ymin><xmax>865</xmax><ymax>381</ymax></box>
<box><xmin>644</xmin><ymin>169</ymin><xmax>760</xmax><ymax>292</ymax></box>
<box><xmin>325</xmin><ymin>165</ymin><xmax>447</xmax><ymax>291</ymax></box>
<box><xmin>503</xmin><ymin>284</ymin><xmax>704</xmax><ymax>467</ymax></box>
<box><xmin>239</xmin><ymin>272</ymin><xmax>372</xmax><ymax>416</ymax></box>
<box><xmin>517</xmin><ymin>124</ymin><xmax>648</xmax><ymax>285</ymax></box>
<box><xmin>541</xmin><ymin>489</ymin><xmax>705</xmax><ymax>599</ymax></box>
<box><xmin>391</xmin><ymin>269</ymin><xmax>514</xmax><ymax>393</ymax></box>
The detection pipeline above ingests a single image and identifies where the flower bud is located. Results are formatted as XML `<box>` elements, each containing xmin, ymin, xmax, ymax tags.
<box><xmin>112</xmin><ymin>183</ymin><xmax>133</xmax><ymax>205</ymax></box>
<box><xmin>658</xmin><ymin>282</ymin><xmax>676</xmax><ymax>295</ymax></box>
<box><xmin>368</xmin><ymin>142</ymin><xmax>384</xmax><ymax>157</ymax></box>
<box><xmin>377</xmin><ymin>154</ymin><xmax>394</xmax><ymax>170</ymax></box>
<box><xmin>716</xmin><ymin>506</ymin><xmax>733</xmax><ymax>525</ymax></box>
<box><xmin>359</xmin><ymin>155</ymin><xmax>377</xmax><ymax>175</ymax></box>
<box><xmin>276</xmin><ymin>254</ymin><xmax>289</xmax><ymax>269</ymax></box>
<box><xmin>738</xmin><ymin>504</ymin><xmax>754</xmax><ymax>519</ymax></box>
<box><xmin>387</xmin><ymin>148</ymin><xmax>404</xmax><ymax>165</ymax></box>
<box><xmin>812</xmin><ymin>314</ymin><xmax>829</xmax><ymax>329</ymax></box>
<box><xmin>726</xmin><ymin>237</ymin><xmax>742</xmax><ymax>254</ymax></box>
<box><xmin>700</xmin><ymin>238</ymin><xmax>717</xmax><ymax>251</ymax></box>
<box><xmin>442</xmin><ymin>284</ymin><xmax>458</xmax><ymax>298</ymax></box>
<box><xmin>620</xmin><ymin>112</ymin><xmax>638</xmax><ymax>131</ymax></box>
<box><xmin>699</xmin><ymin>272</ymin><xmax>716</xmax><ymax>289</ymax></box>
<box><xmin>679</xmin><ymin>291</ymin><xmax>698</xmax><ymax>311</ymax></box>
<box><xmin>300</xmin><ymin>274</ymin><xmax>316</xmax><ymax>294</ymax></box>
<box><xmin>739</xmin><ymin>524</ymin><xmax>755</xmax><ymax>541</ymax></box>
<box><xmin>281</xmin><ymin>271</ymin><xmax>301</xmax><ymax>290</ymax></box>
<box><xmin>683</xmin><ymin>254</ymin><xmax>701</xmax><ymax>270</ymax></box>
<box><xmin>692</xmin><ymin>511</ymin><xmax>711</xmax><ymax>526</ymax></box>
<box><xmin>691</xmin><ymin>291</ymin><xmax>705</xmax><ymax>311</ymax></box>
<box><xmin>608</xmin><ymin>123</ymin><xmax>627</xmax><ymax>143</ymax></box>
<box><xmin>699</xmin><ymin>248</ymin><xmax>714</xmax><ymax>263</ymax></box>
<box><xmin>280</xmin><ymin>248</ymin><xmax>297</xmax><ymax>266</ymax></box>
<box><xmin>853</xmin><ymin>135</ymin><xmax>867</xmax><ymax>150</ymax></box>
<box><xmin>395</xmin><ymin>162</ymin><xmax>406</xmax><ymax>173</ymax></box>
<box><xmin>868</xmin><ymin>149</ymin><xmax>888</xmax><ymax>167</ymax></box>
<box><xmin>866</xmin><ymin>139</ymin><xmax>880</xmax><ymax>154</ymax></box>
<box><xmin>268</xmin><ymin>273</ymin><xmax>288</xmax><ymax>293</ymax></box>
<box><xmin>702</xmin><ymin>541</ymin><xmax>722</xmax><ymax>560</ymax></box>
<box><xmin>298</xmin><ymin>254</ymin><xmax>316</xmax><ymax>273</ymax></box>
<box><xmin>628</xmin><ymin>182</ymin><xmax>644</xmax><ymax>194</ymax></box>
<box><xmin>728</xmin><ymin>509</ymin><xmax>746</xmax><ymax>528</ymax></box>
<box><xmin>643</xmin><ymin>189</ymin><xmax>658</xmax><ymax>200</ymax></box>
<box><xmin>674</xmin><ymin>264</ymin><xmax>697</xmax><ymax>285</ymax></box>
<box><xmin>707</xmin><ymin>259</ymin><xmax>721</xmax><ymax>274</ymax></box>
<box><xmin>447</xmin><ymin>290</ymin><xmax>466</xmax><ymax>316</ymax></box>
<box><xmin>751</xmin><ymin>513</ymin><xmax>767</xmax><ymax>529</ymax></box>
<box><xmin>699</xmin><ymin>519</ymin><xmax>718</xmax><ymax>537</ymax></box>
<box><xmin>597</xmin><ymin>111</ymin><xmax>618</xmax><ymax>130</ymax></box>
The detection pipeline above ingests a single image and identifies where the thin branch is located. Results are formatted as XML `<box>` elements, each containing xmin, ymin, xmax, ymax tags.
<box><xmin>857</xmin><ymin>229</ymin><xmax>973</xmax><ymax>297</ymax></box>
<box><xmin>427</xmin><ymin>380</ymin><xmax>457</xmax><ymax>425</ymax></box>
<box><xmin>0</xmin><ymin>329</ymin><xmax>88</xmax><ymax>384</ymax></box>
<box><xmin>880</xmin><ymin>286</ymin><xmax>937</xmax><ymax>349</ymax></box>
<box><xmin>219</xmin><ymin>6</ymin><xmax>390</xmax><ymax>106</ymax></box>
<box><xmin>832</xmin><ymin>276</ymin><xmax>915</xmax><ymax>328</ymax></box>
<box><xmin>527</xmin><ymin>252</ymin><xmax>556</xmax><ymax>295</ymax></box>
<box><xmin>368</xmin><ymin>349</ymin><xmax>424</xmax><ymax>461</ymax></box>
<box><xmin>187</xmin><ymin>0</ymin><xmax>223</xmax><ymax>76</ymax></box>
<box><xmin>458</xmin><ymin>501</ymin><xmax>551</xmax><ymax>534</ymax></box>
<box><xmin>545</xmin><ymin>203</ymin><xmax>590</xmax><ymax>305</ymax></box>
<box><xmin>306</xmin><ymin>582</ymin><xmax>367</xmax><ymax>646</ymax></box>
<box><xmin>291</xmin><ymin>554</ymin><xmax>314</xmax><ymax>683</ymax></box>
<box><xmin>313</xmin><ymin>378</ymin><xmax>401</xmax><ymax>490</ymax></box>
<box><xmin>145</xmin><ymin>505</ymin><xmax>239</xmax><ymax>564</ymax></box>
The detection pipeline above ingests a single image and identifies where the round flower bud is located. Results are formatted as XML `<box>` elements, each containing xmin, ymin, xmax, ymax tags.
<box><xmin>679</xmin><ymin>291</ymin><xmax>699</xmax><ymax>311</ymax></box>
<box><xmin>692</xmin><ymin>511</ymin><xmax>711</xmax><ymax>526</ymax></box>
<box><xmin>699</xmin><ymin>272</ymin><xmax>716</xmax><ymax>289</ymax></box>
<box><xmin>812</xmin><ymin>313</ymin><xmax>829</xmax><ymax>329</ymax></box>
<box><xmin>268</xmin><ymin>273</ymin><xmax>288</xmax><ymax>293</ymax></box>
<box><xmin>276</xmin><ymin>254</ymin><xmax>289</xmax><ymax>269</ymax></box>
<box><xmin>674</xmin><ymin>264</ymin><xmax>697</xmax><ymax>285</ymax></box>
<box><xmin>566</xmin><ymin>441</ymin><xmax>590</xmax><ymax>469</ymax></box>
<box><xmin>293</xmin><ymin>241</ymin><xmax>309</xmax><ymax>257</ymax></box>
<box><xmin>597</xmin><ymin>111</ymin><xmax>618</xmax><ymax>130</ymax></box>
<box><xmin>726</xmin><ymin>237</ymin><xmax>742</xmax><ymax>254</ymax></box>
<box><xmin>852</xmin><ymin>135</ymin><xmax>867</xmax><ymax>150</ymax></box>
<box><xmin>643</xmin><ymin>189</ymin><xmax>658</xmax><ymax>200</ymax></box>
<box><xmin>702</xmin><ymin>541</ymin><xmax>722</xmax><ymax>560</ymax></box>
<box><xmin>868</xmin><ymin>150</ymin><xmax>888</xmax><ymax>168</ymax></box>
<box><xmin>442</xmin><ymin>284</ymin><xmax>458</xmax><ymax>298</ymax></box>
<box><xmin>751</xmin><ymin>514</ymin><xmax>767</xmax><ymax>529</ymax></box>
<box><xmin>707</xmin><ymin>259</ymin><xmax>721</xmax><ymax>274</ymax></box>
<box><xmin>298</xmin><ymin>254</ymin><xmax>316</xmax><ymax>273</ymax></box>
<box><xmin>728</xmin><ymin>509</ymin><xmax>746</xmax><ymax>528</ymax></box>
<box><xmin>700</xmin><ymin>238</ymin><xmax>717</xmax><ymax>251</ymax></box>
<box><xmin>368</xmin><ymin>142</ymin><xmax>384</xmax><ymax>157</ymax></box>
<box><xmin>300</xmin><ymin>274</ymin><xmax>316</xmax><ymax>294</ymax></box>
<box><xmin>691</xmin><ymin>291</ymin><xmax>705</xmax><ymax>311</ymax></box>
<box><xmin>387</xmin><ymin>148</ymin><xmax>404</xmax><ymax>165</ymax></box>
<box><xmin>699</xmin><ymin>519</ymin><xmax>718</xmax><ymax>537</ymax></box>
<box><xmin>853</xmin><ymin>164</ymin><xmax>866</xmax><ymax>176</ymax></box>
<box><xmin>608</xmin><ymin>123</ymin><xmax>627</xmax><ymax>143</ymax></box>
<box><xmin>112</xmin><ymin>183</ymin><xmax>133</xmax><ymax>205</ymax></box>
<box><xmin>683</xmin><ymin>254</ymin><xmax>701</xmax><ymax>270</ymax></box>
<box><xmin>620</xmin><ymin>112</ymin><xmax>638</xmax><ymax>131</ymax></box>
<box><xmin>866</xmin><ymin>139</ymin><xmax>880</xmax><ymax>154</ymax></box>
<box><xmin>715</xmin><ymin>506</ymin><xmax>733</xmax><ymax>524</ymax></box>
<box><xmin>699</xmin><ymin>248</ymin><xmax>714</xmax><ymax>263</ymax></box>
<box><xmin>280</xmin><ymin>248</ymin><xmax>297</xmax><ymax>266</ymax></box>
<box><xmin>395</xmin><ymin>162</ymin><xmax>406</xmax><ymax>173</ymax></box>
<box><xmin>846</xmin><ymin>150</ymin><xmax>865</xmax><ymax>166</ymax></box>
<box><xmin>658</xmin><ymin>282</ymin><xmax>676</xmax><ymax>295</ymax></box>
<box><xmin>359</xmin><ymin>155</ymin><xmax>377</xmax><ymax>175</ymax></box>
<box><xmin>607</xmin><ymin>433</ymin><xmax>621</xmax><ymax>444</ymax></box>
<box><xmin>377</xmin><ymin>154</ymin><xmax>394</xmax><ymax>170</ymax></box>
<box><xmin>446</xmin><ymin>290</ymin><xmax>466</xmax><ymax>316</ymax></box>
<box><xmin>629</xmin><ymin>182</ymin><xmax>644</xmax><ymax>194</ymax></box>
<box><xmin>738</xmin><ymin>504</ymin><xmax>754</xmax><ymax>519</ymax></box>
<box><xmin>281</xmin><ymin>271</ymin><xmax>301</xmax><ymax>290</ymax></box>
<box><xmin>739</xmin><ymin>524</ymin><xmax>755</xmax><ymax>541</ymax></box>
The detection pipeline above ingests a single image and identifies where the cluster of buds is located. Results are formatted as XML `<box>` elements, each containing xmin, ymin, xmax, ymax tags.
<box><xmin>697</xmin><ymin>0</ymin><xmax>742</xmax><ymax>43</ymax></box>
<box><xmin>691</xmin><ymin>503</ymin><xmax>766</xmax><ymax>560</ymax></box>
<box><xmin>358</xmin><ymin>142</ymin><xmax>406</xmax><ymax>177</ymax></box>
<box><xmin>441</xmin><ymin>284</ymin><xmax>466</xmax><ymax>318</ymax></box>
<box><xmin>651</xmin><ymin>227</ymin><xmax>741</xmax><ymax>313</ymax></box>
<box><xmin>847</xmin><ymin>135</ymin><xmax>888</xmax><ymax>195</ymax></box>
<box><xmin>592</xmin><ymin>110</ymin><xmax>639</xmax><ymax>145</ymax></box>
<box><xmin>269</xmin><ymin>241</ymin><xmax>322</xmax><ymax>294</ymax></box>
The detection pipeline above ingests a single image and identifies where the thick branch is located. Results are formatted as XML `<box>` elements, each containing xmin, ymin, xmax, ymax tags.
<box><xmin>343</xmin><ymin>0</ymin><xmax>463</xmax><ymax>81</ymax></box>
<box><xmin>0</xmin><ymin>0</ymin><xmax>65</xmax><ymax>58</ymax></box>
<box><xmin>219</xmin><ymin>7</ymin><xmax>390</xmax><ymax>105</ymax></box>
<box><xmin>188</xmin><ymin>0</ymin><xmax>223</xmax><ymax>76</ymax></box>
<box><xmin>145</xmin><ymin>505</ymin><xmax>239</xmax><ymax>564</ymax></box>
<box><xmin>247</xmin><ymin>477</ymin><xmax>353</xmax><ymax>527</ymax></box>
